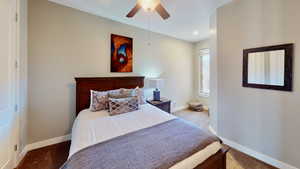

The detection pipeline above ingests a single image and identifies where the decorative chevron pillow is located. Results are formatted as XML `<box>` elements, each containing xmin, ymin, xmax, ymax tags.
<box><xmin>108</xmin><ymin>97</ymin><xmax>139</xmax><ymax>116</ymax></box>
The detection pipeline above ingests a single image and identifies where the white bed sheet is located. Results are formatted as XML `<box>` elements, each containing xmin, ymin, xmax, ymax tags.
<box><xmin>69</xmin><ymin>104</ymin><xmax>221</xmax><ymax>169</ymax></box>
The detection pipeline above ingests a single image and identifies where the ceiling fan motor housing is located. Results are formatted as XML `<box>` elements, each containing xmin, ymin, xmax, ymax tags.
<box><xmin>138</xmin><ymin>0</ymin><xmax>161</xmax><ymax>11</ymax></box>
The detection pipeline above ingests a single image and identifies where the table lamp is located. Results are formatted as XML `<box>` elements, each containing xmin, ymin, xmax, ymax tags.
<box><xmin>149</xmin><ymin>78</ymin><xmax>164</xmax><ymax>101</ymax></box>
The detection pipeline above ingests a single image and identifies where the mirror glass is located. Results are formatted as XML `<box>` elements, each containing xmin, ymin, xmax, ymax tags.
<box><xmin>248</xmin><ymin>50</ymin><xmax>285</xmax><ymax>86</ymax></box>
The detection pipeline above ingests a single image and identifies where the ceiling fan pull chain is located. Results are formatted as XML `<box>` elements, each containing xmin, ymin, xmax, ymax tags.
<box><xmin>147</xmin><ymin>14</ymin><xmax>151</xmax><ymax>46</ymax></box>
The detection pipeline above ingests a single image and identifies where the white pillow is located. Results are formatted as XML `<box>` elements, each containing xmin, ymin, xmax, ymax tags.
<box><xmin>133</xmin><ymin>87</ymin><xmax>146</xmax><ymax>105</ymax></box>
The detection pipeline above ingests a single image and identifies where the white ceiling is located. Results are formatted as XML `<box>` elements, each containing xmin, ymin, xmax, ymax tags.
<box><xmin>48</xmin><ymin>0</ymin><xmax>231</xmax><ymax>42</ymax></box>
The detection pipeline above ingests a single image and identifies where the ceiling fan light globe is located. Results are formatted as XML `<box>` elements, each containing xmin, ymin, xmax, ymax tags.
<box><xmin>138</xmin><ymin>0</ymin><xmax>160</xmax><ymax>11</ymax></box>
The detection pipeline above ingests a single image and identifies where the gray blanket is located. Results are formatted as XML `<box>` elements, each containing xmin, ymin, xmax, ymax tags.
<box><xmin>61</xmin><ymin>119</ymin><xmax>220</xmax><ymax>169</ymax></box>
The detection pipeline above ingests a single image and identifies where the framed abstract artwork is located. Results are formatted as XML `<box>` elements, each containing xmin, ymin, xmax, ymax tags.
<box><xmin>111</xmin><ymin>34</ymin><xmax>133</xmax><ymax>72</ymax></box>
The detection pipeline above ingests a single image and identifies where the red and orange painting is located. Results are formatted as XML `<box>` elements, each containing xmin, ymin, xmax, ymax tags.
<box><xmin>111</xmin><ymin>34</ymin><xmax>133</xmax><ymax>72</ymax></box>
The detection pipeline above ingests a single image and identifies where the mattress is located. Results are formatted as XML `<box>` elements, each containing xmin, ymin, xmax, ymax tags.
<box><xmin>69</xmin><ymin>104</ymin><xmax>221</xmax><ymax>169</ymax></box>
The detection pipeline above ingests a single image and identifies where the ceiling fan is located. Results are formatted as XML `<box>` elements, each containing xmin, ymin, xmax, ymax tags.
<box><xmin>126</xmin><ymin>0</ymin><xmax>170</xmax><ymax>20</ymax></box>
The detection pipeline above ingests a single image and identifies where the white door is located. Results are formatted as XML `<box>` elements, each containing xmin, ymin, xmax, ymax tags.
<box><xmin>0</xmin><ymin>0</ymin><xmax>18</xmax><ymax>168</ymax></box>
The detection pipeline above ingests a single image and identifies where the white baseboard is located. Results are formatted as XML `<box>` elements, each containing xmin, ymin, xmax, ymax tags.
<box><xmin>16</xmin><ymin>147</ymin><xmax>27</xmax><ymax>166</ymax></box>
<box><xmin>25</xmin><ymin>134</ymin><xmax>71</xmax><ymax>152</ymax></box>
<box><xmin>221</xmin><ymin>137</ymin><xmax>298</xmax><ymax>169</ymax></box>
<box><xmin>208</xmin><ymin>125</ymin><xmax>217</xmax><ymax>135</ymax></box>
<box><xmin>17</xmin><ymin>134</ymin><xmax>71</xmax><ymax>166</ymax></box>
<box><xmin>172</xmin><ymin>105</ymin><xmax>188</xmax><ymax>113</ymax></box>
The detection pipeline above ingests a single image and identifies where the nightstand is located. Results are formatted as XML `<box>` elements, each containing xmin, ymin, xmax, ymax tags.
<box><xmin>147</xmin><ymin>98</ymin><xmax>171</xmax><ymax>113</ymax></box>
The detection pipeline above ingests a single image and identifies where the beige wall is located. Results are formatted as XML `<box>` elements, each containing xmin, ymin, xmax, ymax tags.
<box><xmin>28</xmin><ymin>0</ymin><xmax>194</xmax><ymax>143</ymax></box>
<box><xmin>217</xmin><ymin>0</ymin><xmax>300</xmax><ymax>168</ymax></box>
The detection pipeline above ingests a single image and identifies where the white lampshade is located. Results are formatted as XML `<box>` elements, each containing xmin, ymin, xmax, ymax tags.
<box><xmin>148</xmin><ymin>78</ymin><xmax>164</xmax><ymax>90</ymax></box>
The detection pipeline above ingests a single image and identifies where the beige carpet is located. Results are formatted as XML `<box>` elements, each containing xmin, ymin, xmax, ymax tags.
<box><xmin>174</xmin><ymin>109</ymin><xmax>278</xmax><ymax>169</ymax></box>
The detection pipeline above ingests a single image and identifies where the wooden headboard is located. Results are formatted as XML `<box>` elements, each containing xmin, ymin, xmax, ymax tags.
<box><xmin>75</xmin><ymin>76</ymin><xmax>145</xmax><ymax>116</ymax></box>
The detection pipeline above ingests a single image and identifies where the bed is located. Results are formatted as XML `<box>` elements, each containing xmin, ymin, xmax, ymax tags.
<box><xmin>62</xmin><ymin>76</ymin><xmax>228</xmax><ymax>169</ymax></box>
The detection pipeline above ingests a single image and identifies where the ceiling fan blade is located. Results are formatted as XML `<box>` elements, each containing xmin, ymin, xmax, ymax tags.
<box><xmin>126</xmin><ymin>4</ymin><xmax>141</xmax><ymax>18</ymax></box>
<box><xmin>155</xmin><ymin>4</ymin><xmax>170</xmax><ymax>20</ymax></box>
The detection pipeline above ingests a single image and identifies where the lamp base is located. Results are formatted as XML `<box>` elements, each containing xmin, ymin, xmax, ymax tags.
<box><xmin>153</xmin><ymin>89</ymin><xmax>160</xmax><ymax>101</ymax></box>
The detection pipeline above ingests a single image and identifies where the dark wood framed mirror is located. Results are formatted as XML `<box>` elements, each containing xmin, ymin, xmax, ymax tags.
<box><xmin>243</xmin><ymin>44</ymin><xmax>293</xmax><ymax>91</ymax></box>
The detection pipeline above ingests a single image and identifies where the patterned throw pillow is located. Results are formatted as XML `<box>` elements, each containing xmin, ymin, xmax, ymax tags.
<box><xmin>121</xmin><ymin>88</ymin><xmax>134</xmax><ymax>97</ymax></box>
<box><xmin>116</xmin><ymin>87</ymin><xmax>146</xmax><ymax>104</ymax></box>
<box><xmin>90</xmin><ymin>90</ymin><xmax>109</xmax><ymax>112</ymax></box>
<box><xmin>108</xmin><ymin>97</ymin><xmax>139</xmax><ymax>116</ymax></box>
<box><xmin>108</xmin><ymin>89</ymin><xmax>132</xmax><ymax>98</ymax></box>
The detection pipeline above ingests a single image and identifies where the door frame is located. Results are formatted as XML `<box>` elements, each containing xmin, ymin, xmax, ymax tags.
<box><xmin>13</xmin><ymin>0</ymin><xmax>22</xmax><ymax>167</ymax></box>
<box><xmin>0</xmin><ymin>0</ymin><xmax>19</xmax><ymax>168</ymax></box>
<box><xmin>11</xmin><ymin>0</ymin><xmax>21</xmax><ymax>167</ymax></box>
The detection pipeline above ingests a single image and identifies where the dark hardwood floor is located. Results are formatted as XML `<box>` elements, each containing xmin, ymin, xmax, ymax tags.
<box><xmin>227</xmin><ymin>148</ymin><xmax>277</xmax><ymax>169</ymax></box>
<box><xmin>17</xmin><ymin>140</ymin><xmax>277</xmax><ymax>169</ymax></box>
<box><xmin>175</xmin><ymin>110</ymin><xmax>278</xmax><ymax>169</ymax></box>
<box><xmin>17</xmin><ymin>110</ymin><xmax>277</xmax><ymax>169</ymax></box>
<box><xmin>17</xmin><ymin>141</ymin><xmax>70</xmax><ymax>169</ymax></box>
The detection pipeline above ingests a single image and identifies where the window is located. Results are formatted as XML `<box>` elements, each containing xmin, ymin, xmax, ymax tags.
<box><xmin>199</xmin><ymin>49</ymin><xmax>210</xmax><ymax>97</ymax></box>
